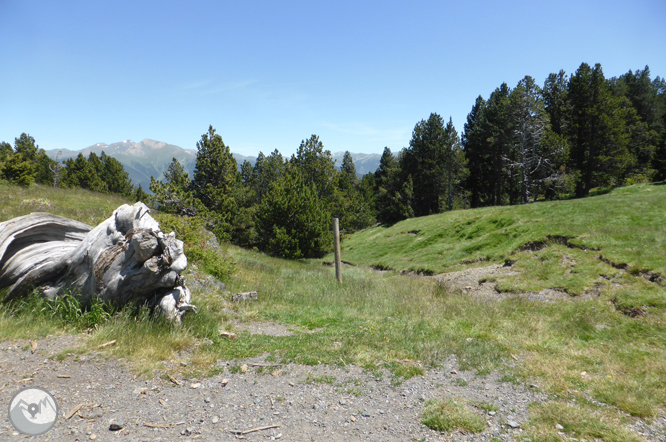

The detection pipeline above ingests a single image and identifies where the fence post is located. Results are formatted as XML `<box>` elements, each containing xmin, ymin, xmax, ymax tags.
<box><xmin>333</xmin><ymin>218</ymin><xmax>342</xmax><ymax>283</ymax></box>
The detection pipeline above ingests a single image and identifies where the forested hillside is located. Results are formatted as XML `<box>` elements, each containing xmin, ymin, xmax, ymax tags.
<box><xmin>3</xmin><ymin>62</ymin><xmax>664</xmax><ymax>261</ymax></box>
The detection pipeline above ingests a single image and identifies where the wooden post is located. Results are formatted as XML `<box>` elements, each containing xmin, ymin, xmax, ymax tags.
<box><xmin>333</xmin><ymin>218</ymin><xmax>342</xmax><ymax>283</ymax></box>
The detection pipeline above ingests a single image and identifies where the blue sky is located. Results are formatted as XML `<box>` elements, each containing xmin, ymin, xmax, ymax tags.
<box><xmin>1</xmin><ymin>0</ymin><xmax>664</xmax><ymax>156</ymax></box>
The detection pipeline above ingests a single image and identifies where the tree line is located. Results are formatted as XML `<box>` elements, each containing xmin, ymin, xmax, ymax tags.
<box><xmin>0</xmin><ymin>134</ymin><xmax>147</xmax><ymax>199</ymax></box>
<box><xmin>152</xmin><ymin>63</ymin><xmax>664</xmax><ymax>259</ymax></box>
<box><xmin>5</xmin><ymin>62</ymin><xmax>664</xmax><ymax>260</ymax></box>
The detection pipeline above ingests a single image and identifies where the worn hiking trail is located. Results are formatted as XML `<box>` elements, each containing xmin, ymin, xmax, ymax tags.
<box><xmin>0</xmin><ymin>334</ymin><xmax>664</xmax><ymax>442</ymax></box>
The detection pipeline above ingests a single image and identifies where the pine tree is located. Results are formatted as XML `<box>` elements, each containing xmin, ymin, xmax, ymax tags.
<box><xmin>611</xmin><ymin>66</ymin><xmax>664</xmax><ymax>181</ymax></box>
<box><xmin>375</xmin><ymin>148</ymin><xmax>414</xmax><ymax>224</ymax></box>
<box><xmin>61</xmin><ymin>153</ymin><xmax>107</xmax><ymax>192</ymax></box>
<box><xmin>339</xmin><ymin>151</ymin><xmax>358</xmax><ymax>191</ymax></box>
<box><xmin>2</xmin><ymin>151</ymin><xmax>35</xmax><ymax>186</ymax></box>
<box><xmin>99</xmin><ymin>152</ymin><xmax>133</xmax><ymax>195</ymax></box>
<box><xmin>543</xmin><ymin>70</ymin><xmax>570</xmax><ymax>137</ymax></box>
<box><xmin>13</xmin><ymin>133</ymin><xmax>38</xmax><ymax>162</ymax></box>
<box><xmin>374</xmin><ymin>147</ymin><xmax>397</xmax><ymax>191</ymax></box>
<box><xmin>442</xmin><ymin>118</ymin><xmax>468</xmax><ymax>210</ymax></box>
<box><xmin>254</xmin><ymin>150</ymin><xmax>286</xmax><ymax>204</ymax></box>
<box><xmin>34</xmin><ymin>150</ymin><xmax>56</xmax><ymax>185</ymax></box>
<box><xmin>567</xmin><ymin>63</ymin><xmax>633</xmax><ymax>196</ymax></box>
<box><xmin>150</xmin><ymin>157</ymin><xmax>201</xmax><ymax>215</ymax></box>
<box><xmin>190</xmin><ymin>126</ymin><xmax>241</xmax><ymax>238</ymax></box>
<box><xmin>134</xmin><ymin>184</ymin><xmax>149</xmax><ymax>203</ymax></box>
<box><xmin>255</xmin><ymin>166</ymin><xmax>331</xmax><ymax>259</ymax></box>
<box><xmin>191</xmin><ymin>125</ymin><xmax>241</xmax><ymax>212</ymax></box>
<box><xmin>334</xmin><ymin>152</ymin><xmax>375</xmax><ymax>231</ymax></box>
<box><xmin>402</xmin><ymin>113</ymin><xmax>449</xmax><ymax>216</ymax></box>
<box><xmin>485</xmin><ymin>83</ymin><xmax>514</xmax><ymax>205</ymax></box>
<box><xmin>462</xmin><ymin>96</ymin><xmax>494</xmax><ymax>207</ymax></box>
<box><xmin>292</xmin><ymin>135</ymin><xmax>338</xmax><ymax>203</ymax></box>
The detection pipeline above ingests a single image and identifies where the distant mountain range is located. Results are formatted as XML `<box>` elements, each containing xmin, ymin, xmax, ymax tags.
<box><xmin>44</xmin><ymin>139</ymin><xmax>381</xmax><ymax>191</ymax></box>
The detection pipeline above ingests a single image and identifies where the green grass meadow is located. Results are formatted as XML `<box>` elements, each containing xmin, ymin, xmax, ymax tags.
<box><xmin>0</xmin><ymin>182</ymin><xmax>664</xmax><ymax>441</ymax></box>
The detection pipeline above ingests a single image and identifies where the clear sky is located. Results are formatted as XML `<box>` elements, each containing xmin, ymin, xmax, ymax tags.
<box><xmin>1</xmin><ymin>0</ymin><xmax>665</xmax><ymax>156</ymax></box>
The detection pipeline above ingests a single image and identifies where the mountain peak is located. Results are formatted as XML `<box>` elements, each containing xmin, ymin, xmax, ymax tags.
<box><xmin>139</xmin><ymin>139</ymin><xmax>167</xmax><ymax>149</ymax></box>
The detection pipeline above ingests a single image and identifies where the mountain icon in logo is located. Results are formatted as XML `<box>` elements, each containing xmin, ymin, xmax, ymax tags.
<box><xmin>8</xmin><ymin>387</ymin><xmax>58</xmax><ymax>435</ymax></box>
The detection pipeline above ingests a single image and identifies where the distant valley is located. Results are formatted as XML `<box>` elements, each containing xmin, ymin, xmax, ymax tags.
<box><xmin>45</xmin><ymin>139</ymin><xmax>381</xmax><ymax>191</ymax></box>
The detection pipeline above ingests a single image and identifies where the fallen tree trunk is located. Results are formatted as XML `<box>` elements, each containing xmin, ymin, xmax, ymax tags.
<box><xmin>0</xmin><ymin>202</ymin><xmax>196</xmax><ymax>323</ymax></box>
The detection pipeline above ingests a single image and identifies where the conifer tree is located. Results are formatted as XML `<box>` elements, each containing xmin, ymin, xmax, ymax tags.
<box><xmin>543</xmin><ymin>70</ymin><xmax>570</xmax><ymax>137</ymax></box>
<box><xmin>339</xmin><ymin>151</ymin><xmax>358</xmax><ymax>191</ymax></box>
<box><xmin>567</xmin><ymin>63</ymin><xmax>633</xmax><ymax>196</ymax></box>
<box><xmin>375</xmin><ymin>148</ymin><xmax>414</xmax><ymax>223</ymax></box>
<box><xmin>191</xmin><ymin>125</ymin><xmax>241</xmax><ymax>212</ymax></box>
<box><xmin>254</xmin><ymin>150</ymin><xmax>286</xmax><ymax>204</ymax></box>
<box><xmin>150</xmin><ymin>157</ymin><xmax>201</xmax><ymax>215</ymax></box>
<box><xmin>463</xmin><ymin>96</ymin><xmax>494</xmax><ymax>207</ymax></box>
<box><xmin>255</xmin><ymin>166</ymin><xmax>331</xmax><ymax>259</ymax></box>
<box><xmin>99</xmin><ymin>152</ymin><xmax>133</xmax><ymax>195</ymax></box>
<box><xmin>292</xmin><ymin>135</ymin><xmax>338</xmax><ymax>203</ymax></box>
<box><xmin>61</xmin><ymin>153</ymin><xmax>107</xmax><ymax>192</ymax></box>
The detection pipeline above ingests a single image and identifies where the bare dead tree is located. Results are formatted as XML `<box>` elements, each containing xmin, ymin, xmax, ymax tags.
<box><xmin>48</xmin><ymin>150</ymin><xmax>63</xmax><ymax>188</ymax></box>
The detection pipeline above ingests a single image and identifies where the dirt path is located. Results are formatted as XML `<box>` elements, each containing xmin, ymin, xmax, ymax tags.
<box><xmin>0</xmin><ymin>334</ymin><xmax>664</xmax><ymax>442</ymax></box>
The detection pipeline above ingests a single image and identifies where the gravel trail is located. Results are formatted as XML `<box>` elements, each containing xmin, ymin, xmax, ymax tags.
<box><xmin>0</xmin><ymin>335</ymin><xmax>663</xmax><ymax>441</ymax></box>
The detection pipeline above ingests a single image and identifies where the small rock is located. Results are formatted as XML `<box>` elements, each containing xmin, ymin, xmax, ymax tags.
<box><xmin>204</xmin><ymin>397</ymin><xmax>211</xmax><ymax>403</ymax></box>
<box><xmin>220</xmin><ymin>378</ymin><xmax>229</xmax><ymax>387</ymax></box>
<box><xmin>109</xmin><ymin>424</ymin><xmax>123</xmax><ymax>432</ymax></box>
<box><xmin>241</xmin><ymin>364</ymin><xmax>248</xmax><ymax>373</ymax></box>
<box><xmin>180</xmin><ymin>361</ymin><xmax>188</xmax><ymax>367</ymax></box>
<box><xmin>190</xmin><ymin>383</ymin><xmax>201</xmax><ymax>389</ymax></box>
<box><xmin>132</xmin><ymin>387</ymin><xmax>148</xmax><ymax>397</ymax></box>
<box><xmin>232</xmin><ymin>291</ymin><xmax>258</xmax><ymax>301</ymax></box>
<box><xmin>350</xmin><ymin>416</ymin><xmax>356</xmax><ymax>422</ymax></box>
<box><xmin>339</xmin><ymin>399</ymin><xmax>347</xmax><ymax>406</ymax></box>
<box><xmin>219</xmin><ymin>331</ymin><xmax>238</xmax><ymax>340</ymax></box>
<box><xmin>488</xmin><ymin>411</ymin><xmax>496</xmax><ymax>416</ymax></box>
<box><xmin>507</xmin><ymin>420</ymin><xmax>520</xmax><ymax>429</ymax></box>
<box><xmin>450</xmin><ymin>370</ymin><xmax>457</xmax><ymax>374</ymax></box>
<box><xmin>275</xmin><ymin>433</ymin><xmax>282</xmax><ymax>439</ymax></box>
<box><xmin>361</xmin><ymin>411</ymin><xmax>370</xmax><ymax>417</ymax></box>
<box><xmin>556</xmin><ymin>423</ymin><xmax>564</xmax><ymax>431</ymax></box>
<box><xmin>212</xmin><ymin>416</ymin><xmax>219</xmax><ymax>424</ymax></box>
<box><xmin>89</xmin><ymin>435</ymin><xmax>97</xmax><ymax>440</ymax></box>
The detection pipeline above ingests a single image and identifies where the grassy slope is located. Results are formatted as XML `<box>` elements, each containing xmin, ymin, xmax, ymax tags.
<box><xmin>339</xmin><ymin>183</ymin><xmax>666</xmax><ymax>275</ymax></box>
<box><xmin>0</xmin><ymin>182</ymin><xmax>130</xmax><ymax>225</ymax></box>
<box><xmin>0</xmin><ymin>182</ymin><xmax>664</xmax><ymax>441</ymax></box>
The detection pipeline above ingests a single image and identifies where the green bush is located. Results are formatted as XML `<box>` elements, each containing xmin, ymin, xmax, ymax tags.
<box><xmin>155</xmin><ymin>213</ymin><xmax>235</xmax><ymax>281</ymax></box>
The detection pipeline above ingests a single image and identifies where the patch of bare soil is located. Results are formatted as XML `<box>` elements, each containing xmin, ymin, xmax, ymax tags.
<box><xmin>431</xmin><ymin>264</ymin><xmax>518</xmax><ymax>300</ymax></box>
<box><xmin>232</xmin><ymin>321</ymin><xmax>323</xmax><ymax>337</ymax></box>
<box><xmin>431</xmin><ymin>264</ymin><xmax>601</xmax><ymax>303</ymax></box>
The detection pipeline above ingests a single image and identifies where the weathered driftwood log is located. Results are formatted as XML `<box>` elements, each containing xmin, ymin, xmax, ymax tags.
<box><xmin>0</xmin><ymin>202</ymin><xmax>196</xmax><ymax>323</ymax></box>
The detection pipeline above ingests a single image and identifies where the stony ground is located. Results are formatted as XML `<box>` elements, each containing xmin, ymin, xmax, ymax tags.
<box><xmin>0</xmin><ymin>332</ymin><xmax>664</xmax><ymax>441</ymax></box>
